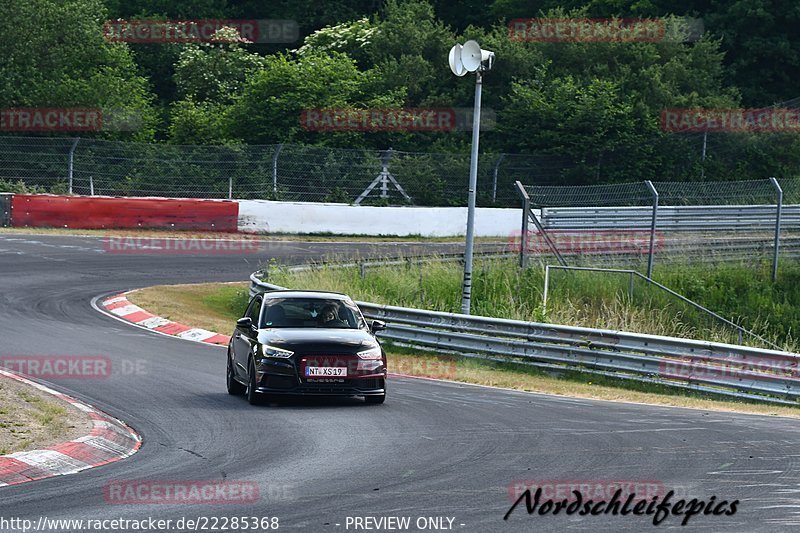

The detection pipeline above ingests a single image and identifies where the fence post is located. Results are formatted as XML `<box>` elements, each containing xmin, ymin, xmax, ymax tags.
<box><xmin>67</xmin><ymin>137</ymin><xmax>80</xmax><ymax>194</ymax></box>
<box><xmin>492</xmin><ymin>153</ymin><xmax>506</xmax><ymax>203</ymax></box>
<box><xmin>645</xmin><ymin>180</ymin><xmax>659</xmax><ymax>278</ymax></box>
<box><xmin>89</xmin><ymin>176</ymin><xmax>94</xmax><ymax>196</ymax></box>
<box><xmin>516</xmin><ymin>181</ymin><xmax>530</xmax><ymax>267</ymax></box>
<box><xmin>228</xmin><ymin>175</ymin><xmax>233</xmax><ymax>199</ymax></box>
<box><xmin>629</xmin><ymin>271</ymin><xmax>634</xmax><ymax>300</ymax></box>
<box><xmin>272</xmin><ymin>144</ymin><xmax>283</xmax><ymax>197</ymax></box>
<box><xmin>543</xmin><ymin>265</ymin><xmax>550</xmax><ymax>314</ymax></box>
<box><xmin>770</xmin><ymin>177</ymin><xmax>783</xmax><ymax>282</ymax></box>
<box><xmin>514</xmin><ymin>180</ymin><xmax>566</xmax><ymax>268</ymax></box>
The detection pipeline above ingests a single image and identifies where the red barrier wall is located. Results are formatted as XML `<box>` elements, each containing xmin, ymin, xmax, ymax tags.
<box><xmin>10</xmin><ymin>195</ymin><xmax>239</xmax><ymax>232</ymax></box>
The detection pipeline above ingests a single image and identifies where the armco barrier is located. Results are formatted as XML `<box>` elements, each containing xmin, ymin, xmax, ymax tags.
<box><xmin>542</xmin><ymin>205</ymin><xmax>799</xmax><ymax>231</ymax></box>
<box><xmin>0</xmin><ymin>193</ymin><xmax>10</xmax><ymax>227</ymax></box>
<box><xmin>9</xmin><ymin>194</ymin><xmax>239</xmax><ymax>231</ymax></box>
<box><xmin>250</xmin><ymin>270</ymin><xmax>800</xmax><ymax>405</ymax></box>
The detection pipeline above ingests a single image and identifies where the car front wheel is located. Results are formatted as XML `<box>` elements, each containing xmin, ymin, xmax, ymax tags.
<box><xmin>246</xmin><ymin>359</ymin><xmax>262</xmax><ymax>405</ymax></box>
<box><xmin>365</xmin><ymin>394</ymin><xmax>386</xmax><ymax>405</ymax></box>
<box><xmin>227</xmin><ymin>350</ymin><xmax>246</xmax><ymax>396</ymax></box>
<box><xmin>365</xmin><ymin>381</ymin><xmax>386</xmax><ymax>405</ymax></box>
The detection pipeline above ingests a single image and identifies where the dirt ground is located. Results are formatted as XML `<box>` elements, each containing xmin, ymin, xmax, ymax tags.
<box><xmin>0</xmin><ymin>377</ymin><xmax>92</xmax><ymax>455</ymax></box>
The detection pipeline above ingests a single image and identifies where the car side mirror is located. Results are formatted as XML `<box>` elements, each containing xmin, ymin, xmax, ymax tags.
<box><xmin>370</xmin><ymin>320</ymin><xmax>386</xmax><ymax>333</ymax></box>
<box><xmin>237</xmin><ymin>317</ymin><xmax>253</xmax><ymax>330</ymax></box>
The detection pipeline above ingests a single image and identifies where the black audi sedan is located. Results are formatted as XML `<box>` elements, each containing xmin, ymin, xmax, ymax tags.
<box><xmin>226</xmin><ymin>290</ymin><xmax>387</xmax><ymax>405</ymax></box>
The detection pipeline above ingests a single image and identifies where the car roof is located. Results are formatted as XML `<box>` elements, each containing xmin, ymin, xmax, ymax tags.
<box><xmin>261</xmin><ymin>290</ymin><xmax>350</xmax><ymax>301</ymax></box>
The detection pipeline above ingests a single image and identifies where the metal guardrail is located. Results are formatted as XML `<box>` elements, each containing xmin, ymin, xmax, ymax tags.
<box><xmin>249</xmin><ymin>269</ymin><xmax>800</xmax><ymax>406</ymax></box>
<box><xmin>282</xmin><ymin>250</ymin><xmax>514</xmax><ymax>278</ymax></box>
<box><xmin>541</xmin><ymin>205</ymin><xmax>800</xmax><ymax>231</ymax></box>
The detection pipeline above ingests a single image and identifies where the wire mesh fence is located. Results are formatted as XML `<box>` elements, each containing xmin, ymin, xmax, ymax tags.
<box><xmin>515</xmin><ymin>178</ymin><xmax>800</xmax><ymax>273</ymax></box>
<box><xmin>3</xmin><ymin>130</ymin><xmax>800</xmax><ymax>207</ymax></box>
<box><xmin>0</xmin><ymin>137</ymin><xmax>501</xmax><ymax>205</ymax></box>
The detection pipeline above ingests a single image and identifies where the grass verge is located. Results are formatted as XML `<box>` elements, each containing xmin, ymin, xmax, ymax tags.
<box><xmin>263</xmin><ymin>257</ymin><xmax>800</xmax><ymax>351</ymax></box>
<box><xmin>127</xmin><ymin>282</ymin><xmax>800</xmax><ymax>418</ymax></box>
<box><xmin>0</xmin><ymin>379</ymin><xmax>92</xmax><ymax>454</ymax></box>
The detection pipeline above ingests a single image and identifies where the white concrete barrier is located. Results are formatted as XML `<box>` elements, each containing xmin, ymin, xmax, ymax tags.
<box><xmin>237</xmin><ymin>200</ymin><xmax>520</xmax><ymax>237</ymax></box>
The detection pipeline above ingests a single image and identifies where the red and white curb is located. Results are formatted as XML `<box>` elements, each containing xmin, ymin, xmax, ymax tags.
<box><xmin>0</xmin><ymin>369</ymin><xmax>141</xmax><ymax>486</ymax></box>
<box><xmin>100</xmin><ymin>293</ymin><xmax>230</xmax><ymax>346</ymax></box>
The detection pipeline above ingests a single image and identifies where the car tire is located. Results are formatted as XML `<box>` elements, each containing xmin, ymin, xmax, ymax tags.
<box><xmin>364</xmin><ymin>394</ymin><xmax>386</xmax><ymax>405</ymax></box>
<box><xmin>246</xmin><ymin>359</ymin><xmax>262</xmax><ymax>405</ymax></box>
<box><xmin>365</xmin><ymin>381</ymin><xmax>386</xmax><ymax>405</ymax></box>
<box><xmin>226</xmin><ymin>350</ymin><xmax>246</xmax><ymax>396</ymax></box>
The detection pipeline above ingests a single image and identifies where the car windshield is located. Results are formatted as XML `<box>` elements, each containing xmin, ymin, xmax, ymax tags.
<box><xmin>260</xmin><ymin>297</ymin><xmax>365</xmax><ymax>329</ymax></box>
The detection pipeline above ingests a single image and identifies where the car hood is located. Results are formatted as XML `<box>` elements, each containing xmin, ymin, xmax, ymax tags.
<box><xmin>257</xmin><ymin>328</ymin><xmax>379</xmax><ymax>355</ymax></box>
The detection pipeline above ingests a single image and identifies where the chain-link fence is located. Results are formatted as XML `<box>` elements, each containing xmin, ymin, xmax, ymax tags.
<box><xmin>0</xmin><ymin>137</ymin><xmax>503</xmax><ymax>206</ymax></box>
<box><xmin>515</xmin><ymin>177</ymin><xmax>800</xmax><ymax>275</ymax></box>
<box><xmin>3</xmin><ymin>130</ymin><xmax>800</xmax><ymax>207</ymax></box>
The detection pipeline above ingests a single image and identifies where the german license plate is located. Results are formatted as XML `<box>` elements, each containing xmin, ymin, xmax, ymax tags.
<box><xmin>306</xmin><ymin>366</ymin><xmax>347</xmax><ymax>377</ymax></box>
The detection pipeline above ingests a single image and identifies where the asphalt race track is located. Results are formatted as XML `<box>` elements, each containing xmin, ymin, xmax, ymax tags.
<box><xmin>2</xmin><ymin>234</ymin><xmax>800</xmax><ymax>532</ymax></box>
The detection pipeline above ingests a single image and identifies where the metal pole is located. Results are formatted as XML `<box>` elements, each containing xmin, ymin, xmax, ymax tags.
<box><xmin>515</xmin><ymin>180</ymin><xmax>530</xmax><ymax>268</ymax></box>
<box><xmin>272</xmin><ymin>143</ymin><xmax>283</xmax><ymax>197</ymax></box>
<box><xmin>645</xmin><ymin>180</ymin><xmax>659</xmax><ymax>278</ymax></box>
<box><xmin>629</xmin><ymin>271</ymin><xmax>634</xmax><ymax>300</ymax></box>
<box><xmin>770</xmin><ymin>177</ymin><xmax>783</xmax><ymax>282</ymax></box>
<box><xmin>228</xmin><ymin>176</ymin><xmax>233</xmax><ymax>199</ymax></box>
<box><xmin>67</xmin><ymin>137</ymin><xmax>79</xmax><ymax>194</ymax></box>
<box><xmin>461</xmin><ymin>71</ymin><xmax>483</xmax><ymax>315</ymax></box>
<box><xmin>543</xmin><ymin>265</ymin><xmax>550</xmax><ymax>315</ymax></box>
<box><xmin>89</xmin><ymin>176</ymin><xmax>94</xmax><ymax>196</ymax></box>
<box><xmin>520</xmin><ymin>195</ymin><xmax>530</xmax><ymax>268</ymax></box>
<box><xmin>492</xmin><ymin>153</ymin><xmax>505</xmax><ymax>203</ymax></box>
<box><xmin>700</xmin><ymin>130</ymin><xmax>707</xmax><ymax>179</ymax></box>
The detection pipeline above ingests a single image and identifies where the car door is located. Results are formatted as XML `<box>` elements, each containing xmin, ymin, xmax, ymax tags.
<box><xmin>233</xmin><ymin>295</ymin><xmax>261</xmax><ymax>377</ymax></box>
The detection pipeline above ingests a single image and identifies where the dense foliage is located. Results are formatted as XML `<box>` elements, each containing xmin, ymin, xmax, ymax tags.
<box><xmin>2</xmin><ymin>0</ymin><xmax>798</xmax><ymax>186</ymax></box>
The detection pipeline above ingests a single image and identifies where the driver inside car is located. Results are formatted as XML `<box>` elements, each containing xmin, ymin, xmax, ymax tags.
<box><xmin>318</xmin><ymin>304</ymin><xmax>348</xmax><ymax>328</ymax></box>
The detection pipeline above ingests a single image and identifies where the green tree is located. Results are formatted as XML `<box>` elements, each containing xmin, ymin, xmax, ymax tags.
<box><xmin>224</xmin><ymin>51</ymin><xmax>404</xmax><ymax>146</ymax></box>
<box><xmin>0</xmin><ymin>0</ymin><xmax>157</xmax><ymax>140</ymax></box>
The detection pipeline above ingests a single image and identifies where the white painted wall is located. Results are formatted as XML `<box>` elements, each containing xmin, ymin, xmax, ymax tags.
<box><xmin>237</xmin><ymin>200</ymin><xmax>523</xmax><ymax>237</ymax></box>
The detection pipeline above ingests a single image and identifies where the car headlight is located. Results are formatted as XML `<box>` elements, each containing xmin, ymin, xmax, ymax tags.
<box><xmin>357</xmin><ymin>346</ymin><xmax>383</xmax><ymax>360</ymax></box>
<box><xmin>262</xmin><ymin>345</ymin><xmax>294</xmax><ymax>359</ymax></box>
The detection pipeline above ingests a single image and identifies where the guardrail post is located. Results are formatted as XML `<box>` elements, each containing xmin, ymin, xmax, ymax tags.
<box><xmin>770</xmin><ymin>177</ymin><xmax>783</xmax><ymax>282</ymax></box>
<box><xmin>67</xmin><ymin>137</ymin><xmax>80</xmax><ymax>194</ymax></box>
<box><xmin>645</xmin><ymin>180</ymin><xmax>659</xmax><ymax>278</ymax></box>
